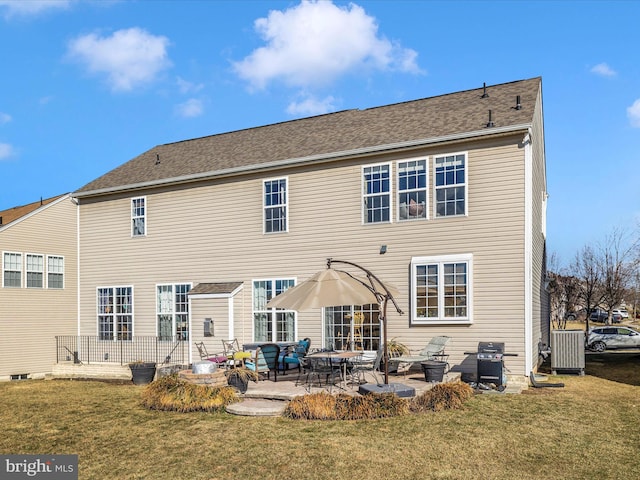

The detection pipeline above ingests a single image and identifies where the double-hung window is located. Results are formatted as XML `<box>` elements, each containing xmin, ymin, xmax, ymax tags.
<box><xmin>363</xmin><ymin>163</ymin><xmax>391</xmax><ymax>223</ymax></box>
<box><xmin>264</xmin><ymin>178</ymin><xmax>287</xmax><ymax>233</ymax></box>
<box><xmin>26</xmin><ymin>254</ymin><xmax>44</xmax><ymax>288</ymax></box>
<box><xmin>97</xmin><ymin>286</ymin><xmax>133</xmax><ymax>340</ymax></box>
<box><xmin>411</xmin><ymin>254</ymin><xmax>472</xmax><ymax>324</ymax></box>
<box><xmin>131</xmin><ymin>197</ymin><xmax>146</xmax><ymax>237</ymax></box>
<box><xmin>47</xmin><ymin>256</ymin><xmax>64</xmax><ymax>289</ymax></box>
<box><xmin>157</xmin><ymin>283</ymin><xmax>192</xmax><ymax>341</ymax></box>
<box><xmin>253</xmin><ymin>279</ymin><xmax>295</xmax><ymax>342</ymax></box>
<box><xmin>3</xmin><ymin>252</ymin><xmax>22</xmax><ymax>287</ymax></box>
<box><xmin>398</xmin><ymin>159</ymin><xmax>427</xmax><ymax>220</ymax></box>
<box><xmin>434</xmin><ymin>153</ymin><xmax>466</xmax><ymax>217</ymax></box>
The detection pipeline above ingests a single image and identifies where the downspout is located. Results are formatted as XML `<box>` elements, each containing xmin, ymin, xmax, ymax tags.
<box><xmin>523</xmin><ymin>127</ymin><xmax>533</xmax><ymax>376</ymax></box>
<box><xmin>73</xmin><ymin>196</ymin><xmax>81</xmax><ymax>337</ymax></box>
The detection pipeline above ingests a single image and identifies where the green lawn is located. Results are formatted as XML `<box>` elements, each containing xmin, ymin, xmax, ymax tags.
<box><xmin>1</xmin><ymin>353</ymin><xmax>639</xmax><ymax>480</ymax></box>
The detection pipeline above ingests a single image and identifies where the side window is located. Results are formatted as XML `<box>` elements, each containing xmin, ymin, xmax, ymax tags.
<box><xmin>363</xmin><ymin>163</ymin><xmax>391</xmax><ymax>223</ymax></box>
<box><xmin>2</xmin><ymin>252</ymin><xmax>22</xmax><ymax>288</ymax></box>
<box><xmin>434</xmin><ymin>153</ymin><xmax>466</xmax><ymax>217</ymax></box>
<box><xmin>398</xmin><ymin>159</ymin><xmax>427</xmax><ymax>221</ymax></box>
<box><xmin>26</xmin><ymin>254</ymin><xmax>44</xmax><ymax>288</ymax></box>
<box><xmin>131</xmin><ymin>197</ymin><xmax>146</xmax><ymax>237</ymax></box>
<box><xmin>263</xmin><ymin>178</ymin><xmax>288</xmax><ymax>233</ymax></box>
<box><xmin>47</xmin><ymin>256</ymin><xmax>64</xmax><ymax>289</ymax></box>
<box><xmin>97</xmin><ymin>286</ymin><xmax>133</xmax><ymax>340</ymax></box>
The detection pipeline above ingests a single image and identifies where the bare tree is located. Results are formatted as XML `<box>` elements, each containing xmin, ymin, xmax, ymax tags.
<box><xmin>572</xmin><ymin>245</ymin><xmax>604</xmax><ymax>334</ymax></box>
<box><xmin>597</xmin><ymin>229</ymin><xmax>638</xmax><ymax>324</ymax></box>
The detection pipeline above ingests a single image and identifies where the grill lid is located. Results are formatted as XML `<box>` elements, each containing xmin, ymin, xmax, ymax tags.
<box><xmin>477</xmin><ymin>341</ymin><xmax>505</xmax><ymax>354</ymax></box>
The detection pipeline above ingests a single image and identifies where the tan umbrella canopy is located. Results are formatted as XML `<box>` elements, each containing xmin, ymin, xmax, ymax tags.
<box><xmin>266</xmin><ymin>258</ymin><xmax>403</xmax><ymax>384</ymax></box>
<box><xmin>266</xmin><ymin>268</ymin><xmax>379</xmax><ymax>310</ymax></box>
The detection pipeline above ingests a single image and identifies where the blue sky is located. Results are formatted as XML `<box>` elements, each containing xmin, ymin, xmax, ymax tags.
<box><xmin>0</xmin><ymin>0</ymin><xmax>638</xmax><ymax>264</ymax></box>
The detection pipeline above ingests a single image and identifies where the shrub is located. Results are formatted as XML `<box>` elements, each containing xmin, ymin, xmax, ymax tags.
<box><xmin>409</xmin><ymin>381</ymin><xmax>474</xmax><ymax>413</ymax></box>
<box><xmin>283</xmin><ymin>392</ymin><xmax>409</xmax><ymax>420</ymax></box>
<box><xmin>141</xmin><ymin>374</ymin><xmax>238</xmax><ymax>412</ymax></box>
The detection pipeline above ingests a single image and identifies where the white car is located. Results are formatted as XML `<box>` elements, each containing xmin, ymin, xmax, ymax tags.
<box><xmin>612</xmin><ymin>308</ymin><xmax>629</xmax><ymax>319</ymax></box>
<box><xmin>587</xmin><ymin>326</ymin><xmax>640</xmax><ymax>352</ymax></box>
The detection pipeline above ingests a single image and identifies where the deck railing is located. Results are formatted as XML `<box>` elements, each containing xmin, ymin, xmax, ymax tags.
<box><xmin>55</xmin><ymin>336</ymin><xmax>188</xmax><ymax>366</ymax></box>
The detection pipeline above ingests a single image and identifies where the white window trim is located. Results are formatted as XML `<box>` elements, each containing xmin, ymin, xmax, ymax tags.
<box><xmin>362</xmin><ymin>162</ymin><xmax>392</xmax><ymax>225</ymax></box>
<box><xmin>46</xmin><ymin>255</ymin><xmax>65</xmax><ymax>289</ymax></box>
<box><xmin>251</xmin><ymin>277</ymin><xmax>297</xmax><ymax>342</ymax></box>
<box><xmin>156</xmin><ymin>282</ymin><xmax>193</xmax><ymax>340</ymax></box>
<box><xmin>25</xmin><ymin>252</ymin><xmax>44</xmax><ymax>289</ymax></box>
<box><xmin>2</xmin><ymin>251</ymin><xmax>22</xmax><ymax>288</ymax></box>
<box><xmin>96</xmin><ymin>285</ymin><xmax>135</xmax><ymax>340</ymax></box>
<box><xmin>410</xmin><ymin>253</ymin><xmax>473</xmax><ymax>325</ymax></box>
<box><xmin>397</xmin><ymin>157</ymin><xmax>429</xmax><ymax>222</ymax></box>
<box><xmin>131</xmin><ymin>196</ymin><xmax>147</xmax><ymax>237</ymax></box>
<box><xmin>433</xmin><ymin>151</ymin><xmax>468</xmax><ymax>218</ymax></box>
<box><xmin>262</xmin><ymin>177</ymin><xmax>289</xmax><ymax>234</ymax></box>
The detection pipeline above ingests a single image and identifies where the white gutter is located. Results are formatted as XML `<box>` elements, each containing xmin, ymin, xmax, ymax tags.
<box><xmin>74</xmin><ymin>124</ymin><xmax>532</xmax><ymax>198</ymax></box>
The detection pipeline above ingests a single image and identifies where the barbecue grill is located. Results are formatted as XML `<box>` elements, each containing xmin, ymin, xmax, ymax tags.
<box><xmin>465</xmin><ymin>342</ymin><xmax>516</xmax><ymax>391</ymax></box>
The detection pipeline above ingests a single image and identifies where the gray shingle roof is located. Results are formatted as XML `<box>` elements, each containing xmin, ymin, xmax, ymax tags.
<box><xmin>189</xmin><ymin>282</ymin><xmax>243</xmax><ymax>295</ymax></box>
<box><xmin>75</xmin><ymin>77</ymin><xmax>541</xmax><ymax>196</ymax></box>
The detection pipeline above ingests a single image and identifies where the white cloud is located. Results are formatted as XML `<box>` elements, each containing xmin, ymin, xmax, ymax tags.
<box><xmin>627</xmin><ymin>99</ymin><xmax>640</xmax><ymax>128</ymax></box>
<box><xmin>0</xmin><ymin>112</ymin><xmax>11</xmax><ymax>124</ymax></box>
<box><xmin>67</xmin><ymin>27</ymin><xmax>171</xmax><ymax>92</ymax></box>
<box><xmin>286</xmin><ymin>94</ymin><xmax>337</xmax><ymax>116</ymax></box>
<box><xmin>0</xmin><ymin>142</ymin><xmax>14</xmax><ymax>160</ymax></box>
<box><xmin>590</xmin><ymin>62</ymin><xmax>616</xmax><ymax>77</ymax></box>
<box><xmin>176</xmin><ymin>77</ymin><xmax>204</xmax><ymax>94</ymax></box>
<box><xmin>175</xmin><ymin>98</ymin><xmax>203</xmax><ymax>118</ymax></box>
<box><xmin>233</xmin><ymin>0</ymin><xmax>422</xmax><ymax>90</ymax></box>
<box><xmin>0</xmin><ymin>0</ymin><xmax>73</xmax><ymax>18</ymax></box>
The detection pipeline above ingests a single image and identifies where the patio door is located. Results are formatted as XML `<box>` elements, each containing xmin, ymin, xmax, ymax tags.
<box><xmin>324</xmin><ymin>304</ymin><xmax>380</xmax><ymax>351</ymax></box>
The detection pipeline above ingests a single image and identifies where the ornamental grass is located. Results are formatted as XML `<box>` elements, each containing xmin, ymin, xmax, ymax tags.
<box><xmin>140</xmin><ymin>374</ymin><xmax>238</xmax><ymax>412</ymax></box>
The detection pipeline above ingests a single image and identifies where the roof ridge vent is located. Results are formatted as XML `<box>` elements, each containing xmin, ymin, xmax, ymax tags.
<box><xmin>481</xmin><ymin>82</ymin><xmax>489</xmax><ymax>98</ymax></box>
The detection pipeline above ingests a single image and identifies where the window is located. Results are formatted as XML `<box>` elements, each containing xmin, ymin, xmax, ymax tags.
<box><xmin>3</xmin><ymin>252</ymin><xmax>22</xmax><ymax>287</ymax></box>
<box><xmin>264</xmin><ymin>178</ymin><xmax>287</xmax><ymax>233</ymax></box>
<box><xmin>131</xmin><ymin>197</ymin><xmax>146</xmax><ymax>237</ymax></box>
<box><xmin>324</xmin><ymin>305</ymin><xmax>380</xmax><ymax>351</ymax></box>
<box><xmin>157</xmin><ymin>284</ymin><xmax>192</xmax><ymax>341</ymax></box>
<box><xmin>411</xmin><ymin>254</ymin><xmax>472</xmax><ymax>324</ymax></box>
<box><xmin>47</xmin><ymin>256</ymin><xmax>64</xmax><ymax>289</ymax></box>
<box><xmin>97</xmin><ymin>286</ymin><xmax>133</xmax><ymax>340</ymax></box>
<box><xmin>363</xmin><ymin>164</ymin><xmax>391</xmax><ymax>223</ymax></box>
<box><xmin>434</xmin><ymin>153</ymin><xmax>466</xmax><ymax>217</ymax></box>
<box><xmin>398</xmin><ymin>159</ymin><xmax>427</xmax><ymax>220</ymax></box>
<box><xmin>253</xmin><ymin>279</ymin><xmax>295</xmax><ymax>342</ymax></box>
<box><xmin>26</xmin><ymin>254</ymin><xmax>44</xmax><ymax>288</ymax></box>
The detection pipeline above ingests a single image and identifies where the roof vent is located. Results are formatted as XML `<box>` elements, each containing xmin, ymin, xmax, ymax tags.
<box><xmin>481</xmin><ymin>82</ymin><xmax>489</xmax><ymax>98</ymax></box>
<box><xmin>155</xmin><ymin>154</ymin><xmax>161</xmax><ymax>165</ymax></box>
<box><xmin>515</xmin><ymin>95</ymin><xmax>522</xmax><ymax>110</ymax></box>
<box><xmin>486</xmin><ymin>110</ymin><xmax>494</xmax><ymax>128</ymax></box>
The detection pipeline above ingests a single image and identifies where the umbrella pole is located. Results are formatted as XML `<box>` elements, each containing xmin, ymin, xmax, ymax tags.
<box><xmin>382</xmin><ymin>296</ymin><xmax>389</xmax><ymax>385</ymax></box>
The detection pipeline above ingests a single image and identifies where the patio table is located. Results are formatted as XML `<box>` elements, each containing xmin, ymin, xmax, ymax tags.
<box><xmin>306</xmin><ymin>351</ymin><xmax>362</xmax><ymax>389</ymax></box>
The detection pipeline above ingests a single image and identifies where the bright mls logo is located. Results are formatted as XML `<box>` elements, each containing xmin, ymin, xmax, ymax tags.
<box><xmin>0</xmin><ymin>455</ymin><xmax>77</xmax><ymax>479</ymax></box>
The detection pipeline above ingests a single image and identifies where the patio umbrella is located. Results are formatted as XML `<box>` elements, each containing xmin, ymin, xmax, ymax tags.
<box><xmin>266</xmin><ymin>258</ymin><xmax>404</xmax><ymax>384</ymax></box>
<box><xmin>266</xmin><ymin>268</ymin><xmax>379</xmax><ymax>310</ymax></box>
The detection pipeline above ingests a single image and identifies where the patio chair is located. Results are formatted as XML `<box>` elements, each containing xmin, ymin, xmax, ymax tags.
<box><xmin>222</xmin><ymin>339</ymin><xmax>246</xmax><ymax>368</ymax></box>
<box><xmin>194</xmin><ymin>342</ymin><xmax>228</xmax><ymax>366</ymax></box>
<box><xmin>279</xmin><ymin>338</ymin><xmax>311</xmax><ymax>375</ymax></box>
<box><xmin>390</xmin><ymin>336</ymin><xmax>451</xmax><ymax>376</ymax></box>
<box><xmin>349</xmin><ymin>348</ymin><xmax>384</xmax><ymax>386</ymax></box>
<box><xmin>245</xmin><ymin>343</ymin><xmax>280</xmax><ymax>381</ymax></box>
<box><xmin>302</xmin><ymin>351</ymin><xmax>342</xmax><ymax>393</ymax></box>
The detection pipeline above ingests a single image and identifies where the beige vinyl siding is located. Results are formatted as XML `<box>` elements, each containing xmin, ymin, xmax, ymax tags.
<box><xmin>78</xmin><ymin>133</ymin><xmax>531</xmax><ymax>377</ymax></box>
<box><xmin>0</xmin><ymin>196</ymin><xmax>77</xmax><ymax>379</ymax></box>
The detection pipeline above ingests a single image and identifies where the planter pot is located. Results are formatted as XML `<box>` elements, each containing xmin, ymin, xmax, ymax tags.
<box><xmin>227</xmin><ymin>374</ymin><xmax>249</xmax><ymax>393</ymax></box>
<box><xmin>421</xmin><ymin>360</ymin><xmax>446</xmax><ymax>383</ymax></box>
<box><xmin>129</xmin><ymin>362</ymin><xmax>157</xmax><ymax>385</ymax></box>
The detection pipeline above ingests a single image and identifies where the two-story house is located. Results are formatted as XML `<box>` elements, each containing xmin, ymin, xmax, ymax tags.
<box><xmin>72</xmin><ymin>77</ymin><xmax>549</xmax><ymax>381</ymax></box>
<box><xmin>0</xmin><ymin>194</ymin><xmax>78</xmax><ymax>380</ymax></box>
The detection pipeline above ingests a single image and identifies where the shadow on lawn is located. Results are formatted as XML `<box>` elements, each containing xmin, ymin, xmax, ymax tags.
<box><xmin>584</xmin><ymin>351</ymin><xmax>640</xmax><ymax>386</ymax></box>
